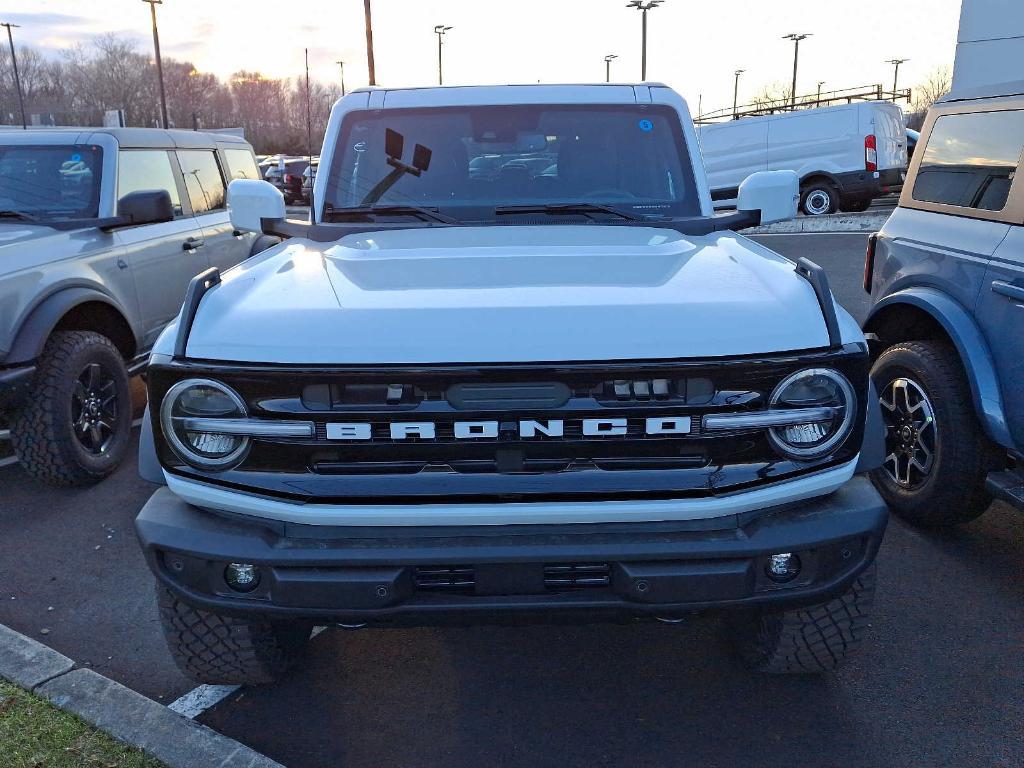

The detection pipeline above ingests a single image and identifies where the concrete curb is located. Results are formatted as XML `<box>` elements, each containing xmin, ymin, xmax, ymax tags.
<box><xmin>743</xmin><ymin>211</ymin><xmax>890</xmax><ymax>234</ymax></box>
<box><xmin>0</xmin><ymin>623</ymin><xmax>283</xmax><ymax>768</ymax></box>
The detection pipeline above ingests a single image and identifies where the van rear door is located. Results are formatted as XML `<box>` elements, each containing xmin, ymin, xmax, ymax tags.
<box><xmin>868</xmin><ymin>102</ymin><xmax>907</xmax><ymax>172</ymax></box>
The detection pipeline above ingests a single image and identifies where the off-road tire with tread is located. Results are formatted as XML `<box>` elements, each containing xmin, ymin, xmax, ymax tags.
<box><xmin>10</xmin><ymin>330</ymin><xmax>132</xmax><ymax>486</ymax></box>
<box><xmin>869</xmin><ymin>340</ymin><xmax>998</xmax><ymax>526</ymax></box>
<box><xmin>729</xmin><ymin>562</ymin><xmax>876</xmax><ymax>673</ymax></box>
<box><xmin>157</xmin><ymin>584</ymin><xmax>313</xmax><ymax>685</ymax></box>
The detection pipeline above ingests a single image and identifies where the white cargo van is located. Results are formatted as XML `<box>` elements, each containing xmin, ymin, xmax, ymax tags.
<box><xmin>698</xmin><ymin>101</ymin><xmax>907</xmax><ymax>215</ymax></box>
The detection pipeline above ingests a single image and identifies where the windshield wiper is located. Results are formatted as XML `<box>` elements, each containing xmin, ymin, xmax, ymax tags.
<box><xmin>0</xmin><ymin>210</ymin><xmax>40</xmax><ymax>222</ymax></box>
<box><xmin>494</xmin><ymin>203</ymin><xmax>643</xmax><ymax>221</ymax></box>
<box><xmin>323</xmin><ymin>204</ymin><xmax>459</xmax><ymax>225</ymax></box>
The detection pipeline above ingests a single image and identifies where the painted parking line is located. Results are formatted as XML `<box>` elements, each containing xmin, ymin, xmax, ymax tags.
<box><xmin>167</xmin><ymin>627</ymin><xmax>327</xmax><ymax>719</ymax></box>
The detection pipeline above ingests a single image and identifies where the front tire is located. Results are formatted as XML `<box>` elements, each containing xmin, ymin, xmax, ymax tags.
<box><xmin>869</xmin><ymin>340</ymin><xmax>998</xmax><ymax>526</ymax></box>
<box><xmin>729</xmin><ymin>563</ymin><xmax>876</xmax><ymax>673</ymax></box>
<box><xmin>11</xmin><ymin>331</ymin><xmax>132</xmax><ymax>486</ymax></box>
<box><xmin>800</xmin><ymin>182</ymin><xmax>838</xmax><ymax>216</ymax></box>
<box><xmin>157</xmin><ymin>585</ymin><xmax>312</xmax><ymax>685</ymax></box>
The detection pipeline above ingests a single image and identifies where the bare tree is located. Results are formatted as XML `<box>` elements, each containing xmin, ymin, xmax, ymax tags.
<box><xmin>912</xmin><ymin>66</ymin><xmax>952</xmax><ymax>112</ymax></box>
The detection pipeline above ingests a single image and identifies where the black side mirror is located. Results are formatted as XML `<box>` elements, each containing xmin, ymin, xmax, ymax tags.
<box><xmin>116</xmin><ymin>190</ymin><xmax>174</xmax><ymax>227</ymax></box>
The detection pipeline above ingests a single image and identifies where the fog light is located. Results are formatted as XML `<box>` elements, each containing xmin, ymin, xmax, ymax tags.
<box><xmin>224</xmin><ymin>563</ymin><xmax>260</xmax><ymax>592</ymax></box>
<box><xmin>765</xmin><ymin>552</ymin><xmax>802</xmax><ymax>583</ymax></box>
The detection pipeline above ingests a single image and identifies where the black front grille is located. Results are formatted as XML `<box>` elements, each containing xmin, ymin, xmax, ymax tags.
<box><xmin>149</xmin><ymin>349</ymin><xmax>869</xmax><ymax>503</ymax></box>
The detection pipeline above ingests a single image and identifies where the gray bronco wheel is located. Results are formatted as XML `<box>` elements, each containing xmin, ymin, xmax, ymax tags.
<box><xmin>157</xmin><ymin>585</ymin><xmax>313</xmax><ymax>685</ymax></box>
<box><xmin>729</xmin><ymin>563</ymin><xmax>876</xmax><ymax>673</ymax></box>
<box><xmin>869</xmin><ymin>340</ymin><xmax>998</xmax><ymax>526</ymax></box>
<box><xmin>11</xmin><ymin>330</ymin><xmax>132</xmax><ymax>486</ymax></box>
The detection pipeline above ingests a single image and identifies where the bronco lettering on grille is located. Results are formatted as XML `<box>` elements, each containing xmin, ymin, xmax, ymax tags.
<box><xmin>324</xmin><ymin>417</ymin><xmax>692</xmax><ymax>441</ymax></box>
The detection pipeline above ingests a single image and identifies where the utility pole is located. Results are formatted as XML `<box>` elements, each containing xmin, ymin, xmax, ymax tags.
<box><xmin>732</xmin><ymin>69</ymin><xmax>744</xmax><ymax>119</ymax></box>
<box><xmin>335</xmin><ymin>60</ymin><xmax>346</xmax><ymax>96</ymax></box>
<box><xmin>604</xmin><ymin>54</ymin><xmax>617</xmax><ymax>83</ymax></box>
<box><xmin>886</xmin><ymin>58</ymin><xmax>909</xmax><ymax>94</ymax></box>
<box><xmin>304</xmin><ymin>49</ymin><xmax>313</xmax><ymax>162</ymax></box>
<box><xmin>816</xmin><ymin>80</ymin><xmax>825</xmax><ymax>102</ymax></box>
<box><xmin>782</xmin><ymin>33</ymin><xmax>811</xmax><ymax>109</ymax></box>
<box><xmin>0</xmin><ymin>22</ymin><xmax>26</xmax><ymax>129</ymax></box>
<box><xmin>364</xmin><ymin>0</ymin><xmax>376</xmax><ymax>86</ymax></box>
<box><xmin>627</xmin><ymin>1</ymin><xmax>664</xmax><ymax>81</ymax></box>
<box><xmin>141</xmin><ymin>0</ymin><xmax>169</xmax><ymax>128</ymax></box>
<box><xmin>434</xmin><ymin>25</ymin><xmax>452</xmax><ymax>85</ymax></box>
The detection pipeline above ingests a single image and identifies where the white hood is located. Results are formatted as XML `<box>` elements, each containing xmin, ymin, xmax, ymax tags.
<box><xmin>182</xmin><ymin>225</ymin><xmax>841</xmax><ymax>364</ymax></box>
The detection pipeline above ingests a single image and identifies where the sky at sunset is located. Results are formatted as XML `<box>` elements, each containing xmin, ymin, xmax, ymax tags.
<box><xmin>4</xmin><ymin>0</ymin><xmax>962</xmax><ymax>113</ymax></box>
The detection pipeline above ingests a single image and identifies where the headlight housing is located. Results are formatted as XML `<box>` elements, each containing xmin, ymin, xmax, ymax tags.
<box><xmin>767</xmin><ymin>368</ymin><xmax>856</xmax><ymax>459</ymax></box>
<box><xmin>160</xmin><ymin>378</ymin><xmax>250</xmax><ymax>469</ymax></box>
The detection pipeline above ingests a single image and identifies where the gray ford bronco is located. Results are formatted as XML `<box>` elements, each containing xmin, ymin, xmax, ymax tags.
<box><xmin>135</xmin><ymin>84</ymin><xmax>888</xmax><ymax>684</ymax></box>
<box><xmin>0</xmin><ymin>128</ymin><xmax>274</xmax><ymax>485</ymax></box>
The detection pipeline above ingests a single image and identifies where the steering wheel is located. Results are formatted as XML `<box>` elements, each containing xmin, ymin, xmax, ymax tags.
<box><xmin>582</xmin><ymin>189</ymin><xmax>638</xmax><ymax>200</ymax></box>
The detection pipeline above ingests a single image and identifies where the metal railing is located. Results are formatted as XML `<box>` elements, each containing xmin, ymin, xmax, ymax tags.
<box><xmin>695</xmin><ymin>83</ymin><xmax>913</xmax><ymax>124</ymax></box>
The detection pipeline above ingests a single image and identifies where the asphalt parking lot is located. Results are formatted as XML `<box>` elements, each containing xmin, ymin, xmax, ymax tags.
<box><xmin>1</xmin><ymin>233</ymin><xmax>1021</xmax><ymax>767</ymax></box>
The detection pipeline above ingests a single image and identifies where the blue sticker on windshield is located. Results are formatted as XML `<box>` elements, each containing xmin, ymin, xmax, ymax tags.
<box><xmin>70</xmin><ymin>153</ymin><xmax>82</xmax><ymax>162</ymax></box>
<box><xmin>638</xmin><ymin>119</ymin><xmax>654</xmax><ymax>132</ymax></box>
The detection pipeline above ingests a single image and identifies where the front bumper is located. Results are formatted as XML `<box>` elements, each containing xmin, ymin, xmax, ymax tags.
<box><xmin>136</xmin><ymin>477</ymin><xmax>888</xmax><ymax>625</ymax></box>
<box><xmin>0</xmin><ymin>362</ymin><xmax>36</xmax><ymax>412</ymax></box>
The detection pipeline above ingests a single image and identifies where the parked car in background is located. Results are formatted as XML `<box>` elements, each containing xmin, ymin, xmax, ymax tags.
<box><xmin>136</xmin><ymin>83</ymin><xmax>888</xmax><ymax>685</ymax></box>
<box><xmin>698</xmin><ymin>100</ymin><xmax>908</xmax><ymax>215</ymax></box>
<box><xmin>905</xmin><ymin>128</ymin><xmax>920</xmax><ymax>160</ymax></box>
<box><xmin>864</xmin><ymin>81</ymin><xmax>1024</xmax><ymax>525</ymax></box>
<box><xmin>0</xmin><ymin>128</ymin><xmax>277</xmax><ymax>485</ymax></box>
<box><xmin>264</xmin><ymin>157</ymin><xmax>310</xmax><ymax>204</ymax></box>
<box><xmin>300</xmin><ymin>162</ymin><xmax>317</xmax><ymax>204</ymax></box>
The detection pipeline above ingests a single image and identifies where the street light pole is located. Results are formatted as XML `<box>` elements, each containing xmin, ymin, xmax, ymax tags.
<box><xmin>604</xmin><ymin>54</ymin><xmax>617</xmax><ymax>83</ymax></box>
<box><xmin>434</xmin><ymin>25</ymin><xmax>452</xmax><ymax>86</ymax></box>
<box><xmin>364</xmin><ymin>0</ymin><xmax>376</xmax><ymax>86</ymax></box>
<box><xmin>141</xmin><ymin>0</ymin><xmax>169</xmax><ymax>128</ymax></box>
<box><xmin>782</xmin><ymin>33</ymin><xmax>811</xmax><ymax>109</ymax></box>
<box><xmin>335</xmin><ymin>60</ymin><xmax>346</xmax><ymax>96</ymax></box>
<box><xmin>627</xmin><ymin>1</ymin><xmax>664</xmax><ymax>81</ymax></box>
<box><xmin>886</xmin><ymin>58</ymin><xmax>909</xmax><ymax>94</ymax></box>
<box><xmin>816</xmin><ymin>80</ymin><xmax>825</xmax><ymax>102</ymax></box>
<box><xmin>0</xmin><ymin>22</ymin><xmax>26</xmax><ymax>129</ymax></box>
<box><xmin>732</xmin><ymin>69</ymin><xmax>744</xmax><ymax>119</ymax></box>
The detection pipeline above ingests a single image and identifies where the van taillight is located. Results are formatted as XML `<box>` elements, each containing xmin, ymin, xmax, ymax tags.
<box><xmin>864</xmin><ymin>233</ymin><xmax>878</xmax><ymax>293</ymax></box>
<box><xmin>865</xmin><ymin>135</ymin><xmax>877</xmax><ymax>172</ymax></box>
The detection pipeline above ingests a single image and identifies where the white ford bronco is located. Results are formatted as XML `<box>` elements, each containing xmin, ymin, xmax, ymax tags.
<box><xmin>135</xmin><ymin>84</ymin><xmax>888</xmax><ymax>683</ymax></box>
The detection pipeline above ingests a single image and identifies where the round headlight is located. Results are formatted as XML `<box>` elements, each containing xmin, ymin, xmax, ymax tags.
<box><xmin>160</xmin><ymin>378</ymin><xmax>249</xmax><ymax>469</ymax></box>
<box><xmin>768</xmin><ymin>368</ymin><xmax>856</xmax><ymax>459</ymax></box>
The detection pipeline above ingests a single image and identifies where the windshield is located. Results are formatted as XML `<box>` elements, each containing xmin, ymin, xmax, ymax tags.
<box><xmin>323</xmin><ymin>104</ymin><xmax>700</xmax><ymax>220</ymax></box>
<box><xmin>0</xmin><ymin>145</ymin><xmax>103</xmax><ymax>219</ymax></box>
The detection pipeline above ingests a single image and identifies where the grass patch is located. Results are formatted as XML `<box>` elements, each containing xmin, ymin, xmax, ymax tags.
<box><xmin>0</xmin><ymin>680</ymin><xmax>164</xmax><ymax>768</ymax></box>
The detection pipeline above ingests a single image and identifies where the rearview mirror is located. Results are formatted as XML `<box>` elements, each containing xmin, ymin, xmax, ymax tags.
<box><xmin>116</xmin><ymin>190</ymin><xmax>174</xmax><ymax>226</ymax></box>
<box><xmin>227</xmin><ymin>179</ymin><xmax>286</xmax><ymax>233</ymax></box>
<box><xmin>737</xmin><ymin>170</ymin><xmax>799</xmax><ymax>226</ymax></box>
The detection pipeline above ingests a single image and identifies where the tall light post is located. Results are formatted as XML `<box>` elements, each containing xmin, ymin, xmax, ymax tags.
<box><xmin>141</xmin><ymin>0</ymin><xmax>169</xmax><ymax>128</ymax></box>
<box><xmin>335</xmin><ymin>60</ymin><xmax>346</xmax><ymax>96</ymax></box>
<box><xmin>364</xmin><ymin>0</ymin><xmax>376</xmax><ymax>86</ymax></box>
<box><xmin>434</xmin><ymin>25</ymin><xmax>452</xmax><ymax>85</ymax></box>
<box><xmin>886</xmin><ymin>58</ymin><xmax>909</xmax><ymax>94</ymax></box>
<box><xmin>626</xmin><ymin>0</ymin><xmax>664</xmax><ymax>81</ymax></box>
<box><xmin>782</xmin><ymin>33</ymin><xmax>811</xmax><ymax>109</ymax></box>
<box><xmin>816</xmin><ymin>80</ymin><xmax>825</xmax><ymax>102</ymax></box>
<box><xmin>604</xmin><ymin>54</ymin><xmax>617</xmax><ymax>83</ymax></box>
<box><xmin>0</xmin><ymin>22</ymin><xmax>26</xmax><ymax>129</ymax></box>
<box><xmin>732</xmin><ymin>69</ymin><xmax>745</xmax><ymax>119</ymax></box>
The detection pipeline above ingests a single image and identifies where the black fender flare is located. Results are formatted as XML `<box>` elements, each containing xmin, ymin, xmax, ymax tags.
<box><xmin>5</xmin><ymin>286</ymin><xmax>136</xmax><ymax>365</ymax></box>
<box><xmin>798</xmin><ymin>171</ymin><xmax>842</xmax><ymax>190</ymax></box>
